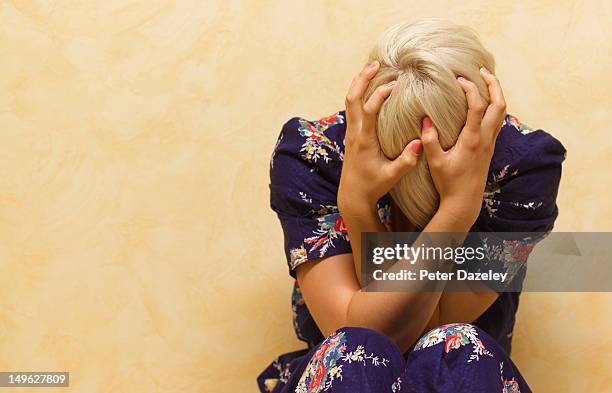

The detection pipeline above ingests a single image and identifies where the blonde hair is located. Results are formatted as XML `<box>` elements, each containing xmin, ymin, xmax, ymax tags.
<box><xmin>364</xmin><ymin>18</ymin><xmax>495</xmax><ymax>228</ymax></box>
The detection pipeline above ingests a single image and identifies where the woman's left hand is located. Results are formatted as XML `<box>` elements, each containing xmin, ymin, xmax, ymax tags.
<box><xmin>338</xmin><ymin>61</ymin><xmax>423</xmax><ymax>216</ymax></box>
<box><xmin>421</xmin><ymin>67</ymin><xmax>507</xmax><ymax>225</ymax></box>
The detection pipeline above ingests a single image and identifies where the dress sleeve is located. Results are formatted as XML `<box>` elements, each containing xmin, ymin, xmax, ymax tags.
<box><xmin>467</xmin><ymin>116</ymin><xmax>567</xmax><ymax>290</ymax></box>
<box><xmin>269</xmin><ymin>114</ymin><xmax>352</xmax><ymax>277</ymax></box>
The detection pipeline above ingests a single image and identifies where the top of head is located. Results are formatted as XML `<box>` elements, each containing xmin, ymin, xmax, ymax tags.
<box><xmin>364</xmin><ymin>18</ymin><xmax>495</xmax><ymax>158</ymax></box>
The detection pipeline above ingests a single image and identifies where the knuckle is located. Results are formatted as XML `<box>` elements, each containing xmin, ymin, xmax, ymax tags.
<box><xmin>369</xmin><ymin>87</ymin><xmax>386</xmax><ymax>103</ymax></box>
<box><xmin>485</xmin><ymin>73</ymin><xmax>498</xmax><ymax>82</ymax></box>
<box><xmin>421</xmin><ymin>133</ymin><xmax>435</xmax><ymax>144</ymax></box>
<box><xmin>345</xmin><ymin>94</ymin><xmax>357</xmax><ymax>104</ymax></box>
<box><xmin>401</xmin><ymin>160</ymin><xmax>417</xmax><ymax>172</ymax></box>
<box><xmin>465</xmin><ymin>80</ymin><xmax>478</xmax><ymax>90</ymax></box>
<box><xmin>467</xmin><ymin>137</ymin><xmax>480</xmax><ymax>150</ymax></box>
<box><xmin>495</xmin><ymin>101</ymin><xmax>507</xmax><ymax>111</ymax></box>
<box><xmin>400</xmin><ymin>151</ymin><xmax>415</xmax><ymax>164</ymax></box>
<box><xmin>375</xmin><ymin>83</ymin><xmax>388</xmax><ymax>93</ymax></box>
<box><xmin>406</xmin><ymin>155</ymin><xmax>418</xmax><ymax>168</ymax></box>
<box><xmin>474</xmin><ymin>101</ymin><xmax>487</xmax><ymax>113</ymax></box>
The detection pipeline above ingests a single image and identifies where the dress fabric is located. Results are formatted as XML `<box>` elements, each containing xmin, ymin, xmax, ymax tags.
<box><xmin>259</xmin><ymin>324</ymin><xmax>529</xmax><ymax>393</ymax></box>
<box><xmin>259</xmin><ymin>111</ymin><xmax>565</xmax><ymax>392</ymax></box>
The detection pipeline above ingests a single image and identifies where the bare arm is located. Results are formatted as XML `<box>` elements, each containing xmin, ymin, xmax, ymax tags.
<box><xmin>298</xmin><ymin>205</ymin><xmax>487</xmax><ymax>350</ymax></box>
<box><xmin>296</xmin><ymin>62</ymin><xmax>507</xmax><ymax>352</ymax></box>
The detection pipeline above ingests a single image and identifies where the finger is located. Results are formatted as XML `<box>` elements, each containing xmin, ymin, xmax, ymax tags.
<box><xmin>362</xmin><ymin>80</ymin><xmax>396</xmax><ymax>133</ymax></box>
<box><xmin>421</xmin><ymin>117</ymin><xmax>444</xmax><ymax>163</ymax></box>
<box><xmin>385</xmin><ymin>139</ymin><xmax>422</xmax><ymax>183</ymax></box>
<box><xmin>479</xmin><ymin>67</ymin><xmax>507</xmax><ymax>141</ymax></box>
<box><xmin>345</xmin><ymin>61</ymin><xmax>380</xmax><ymax>126</ymax></box>
<box><xmin>457</xmin><ymin>76</ymin><xmax>487</xmax><ymax>138</ymax></box>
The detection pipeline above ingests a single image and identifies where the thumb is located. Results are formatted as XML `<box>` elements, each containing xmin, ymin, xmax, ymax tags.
<box><xmin>386</xmin><ymin>139</ymin><xmax>422</xmax><ymax>183</ymax></box>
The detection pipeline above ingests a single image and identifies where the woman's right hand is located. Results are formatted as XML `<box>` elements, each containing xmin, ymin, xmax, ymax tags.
<box><xmin>422</xmin><ymin>67</ymin><xmax>507</xmax><ymax>225</ymax></box>
<box><xmin>338</xmin><ymin>61</ymin><xmax>423</xmax><ymax>216</ymax></box>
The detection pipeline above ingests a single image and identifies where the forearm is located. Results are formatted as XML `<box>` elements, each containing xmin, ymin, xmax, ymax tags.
<box><xmin>343</xmin><ymin>202</ymin><xmax>474</xmax><ymax>351</ymax></box>
<box><xmin>341</xmin><ymin>203</ymin><xmax>387</xmax><ymax>283</ymax></box>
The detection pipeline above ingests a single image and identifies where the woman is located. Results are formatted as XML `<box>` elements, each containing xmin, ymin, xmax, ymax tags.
<box><xmin>259</xmin><ymin>19</ymin><xmax>565</xmax><ymax>392</ymax></box>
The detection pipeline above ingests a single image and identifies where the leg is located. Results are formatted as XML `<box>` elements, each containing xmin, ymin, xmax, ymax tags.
<box><xmin>394</xmin><ymin>323</ymin><xmax>530</xmax><ymax>393</ymax></box>
<box><xmin>286</xmin><ymin>327</ymin><xmax>405</xmax><ymax>392</ymax></box>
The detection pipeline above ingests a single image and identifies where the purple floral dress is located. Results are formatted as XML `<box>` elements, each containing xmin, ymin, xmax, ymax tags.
<box><xmin>259</xmin><ymin>111</ymin><xmax>565</xmax><ymax>392</ymax></box>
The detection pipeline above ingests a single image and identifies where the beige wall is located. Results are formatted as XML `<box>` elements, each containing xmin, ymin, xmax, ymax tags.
<box><xmin>0</xmin><ymin>1</ymin><xmax>610</xmax><ymax>392</ymax></box>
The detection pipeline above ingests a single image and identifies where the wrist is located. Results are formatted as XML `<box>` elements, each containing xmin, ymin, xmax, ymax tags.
<box><xmin>338</xmin><ymin>199</ymin><xmax>379</xmax><ymax>219</ymax></box>
<box><xmin>337</xmin><ymin>191</ymin><xmax>378</xmax><ymax>218</ymax></box>
<box><xmin>436</xmin><ymin>199</ymin><xmax>481</xmax><ymax>230</ymax></box>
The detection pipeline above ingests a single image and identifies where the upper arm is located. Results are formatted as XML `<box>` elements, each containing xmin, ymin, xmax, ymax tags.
<box><xmin>295</xmin><ymin>254</ymin><xmax>360</xmax><ymax>337</ymax></box>
<box><xmin>270</xmin><ymin>113</ymin><xmax>358</xmax><ymax>334</ymax></box>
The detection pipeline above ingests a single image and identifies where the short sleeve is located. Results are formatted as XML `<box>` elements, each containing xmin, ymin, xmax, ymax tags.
<box><xmin>269</xmin><ymin>113</ymin><xmax>352</xmax><ymax>277</ymax></box>
<box><xmin>475</xmin><ymin>115</ymin><xmax>566</xmax><ymax>232</ymax></box>
<box><xmin>467</xmin><ymin>115</ymin><xmax>567</xmax><ymax>290</ymax></box>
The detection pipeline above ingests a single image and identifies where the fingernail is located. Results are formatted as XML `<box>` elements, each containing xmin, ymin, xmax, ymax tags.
<box><xmin>422</xmin><ymin>117</ymin><xmax>432</xmax><ymax>129</ymax></box>
<box><xmin>410</xmin><ymin>140</ymin><xmax>423</xmax><ymax>154</ymax></box>
<box><xmin>368</xmin><ymin>60</ymin><xmax>379</xmax><ymax>69</ymax></box>
<box><xmin>457</xmin><ymin>76</ymin><xmax>467</xmax><ymax>83</ymax></box>
<box><xmin>480</xmin><ymin>67</ymin><xmax>490</xmax><ymax>75</ymax></box>
<box><xmin>387</xmin><ymin>80</ymin><xmax>397</xmax><ymax>87</ymax></box>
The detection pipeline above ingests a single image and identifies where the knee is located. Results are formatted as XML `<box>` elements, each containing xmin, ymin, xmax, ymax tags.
<box><xmin>414</xmin><ymin>323</ymin><xmax>491</xmax><ymax>353</ymax></box>
<box><xmin>316</xmin><ymin>326</ymin><xmax>404</xmax><ymax>360</ymax></box>
<box><xmin>322</xmin><ymin>326</ymin><xmax>395</xmax><ymax>347</ymax></box>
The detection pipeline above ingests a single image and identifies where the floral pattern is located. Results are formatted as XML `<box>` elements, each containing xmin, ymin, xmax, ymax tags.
<box><xmin>295</xmin><ymin>330</ymin><xmax>390</xmax><ymax>393</ymax></box>
<box><xmin>500</xmin><ymin>362</ymin><xmax>522</xmax><ymax>393</ymax></box>
<box><xmin>506</xmin><ymin>114</ymin><xmax>534</xmax><ymax>135</ymax></box>
<box><xmin>298</xmin><ymin>113</ymin><xmax>345</xmax><ymax>164</ymax></box>
<box><xmin>274</xmin><ymin>113</ymin><xmax>556</xmax><ymax>264</ymax></box>
<box><xmin>391</xmin><ymin>377</ymin><xmax>402</xmax><ymax>392</ymax></box>
<box><xmin>377</xmin><ymin>201</ymin><xmax>392</xmax><ymax>231</ymax></box>
<box><xmin>292</xmin><ymin>196</ymin><xmax>391</xmax><ymax>268</ymax></box>
<box><xmin>342</xmin><ymin>345</ymin><xmax>389</xmax><ymax>367</ymax></box>
<box><xmin>414</xmin><ymin>323</ymin><xmax>493</xmax><ymax>363</ymax></box>
<box><xmin>289</xmin><ymin>245</ymin><xmax>308</xmax><ymax>269</ymax></box>
<box><xmin>483</xmin><ymin>165</ymin><xmax>519</xmax><ymax>218</ymax></box>
<box><xmin>304</xmin><ymin>205</ymin><xmax>349</xmax><ymax>259</ymax></box>
<box><xmin>269</xmin><ymin>111</ymin><xmax>564</xmax><ymax>356</ymax></box>
<box><xmin>478</xmin><ymin>233</ymin><xmax>549</xmax><ymax>285</ymax></box>
<box><xmin>262</xmin><ymin>359</ymin><xmax>292</xmax><ymax>392</ymax></box>
<box><xmin>291</xmin><ymin>282</ymin><xmax>309</xmax><ymax>343</ymax></box>
<box><xmin>260</xmin><ymin>324</ymin><xmax>531</xmax><ymax>393</ymax></box>
<box><xmin>262</xmin><ymin>110</ymin><xmax>564</xmax><ymax>393</ymax></box>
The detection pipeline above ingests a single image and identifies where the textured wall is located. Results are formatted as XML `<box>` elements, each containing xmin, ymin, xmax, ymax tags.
<box><xmin>0</xmin><ymin>1</ymin><xmax>611</xmax><ymax>392</ymax></box>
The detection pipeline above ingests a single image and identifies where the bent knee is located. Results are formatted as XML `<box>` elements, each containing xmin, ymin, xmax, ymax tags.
<box><xmin>413</xmin><ymin>322</ymin><xmax>491</xmax><ymax>352</ymax></box>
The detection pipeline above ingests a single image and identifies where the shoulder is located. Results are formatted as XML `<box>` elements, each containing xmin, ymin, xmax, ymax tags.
<box><xmin>270</xmin><ymin>111</ymin><xmax>347</xmax><ymax>168</ymax></box>
<box><xmin>269</xmin><ymin>111</ymin><xmax>347</xmax><ymax>207</ymax></box>
<box><xmin>490</xmin><ymin>114</ymin><xmax>566</xmax><ymax>180</ymax></box>
<box><xmin>268</xmin><ymin>111</ymin><xmax>352</xmax><ymax>273</ymax></box>
<box><xmin>477</xmin><ymin>114</ymin><xmax>567</xmax><ymax>231</ymax></box>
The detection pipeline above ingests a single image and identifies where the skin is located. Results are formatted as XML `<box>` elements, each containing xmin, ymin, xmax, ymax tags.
<box><xmin>294</xmin><ymin>61</ymin><xmax>508</xmax><ymax>352</ymax></box>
